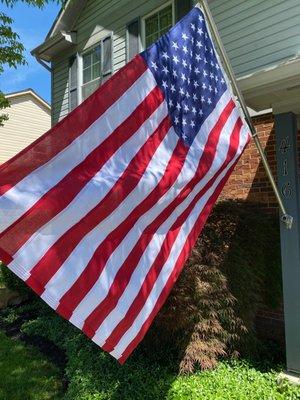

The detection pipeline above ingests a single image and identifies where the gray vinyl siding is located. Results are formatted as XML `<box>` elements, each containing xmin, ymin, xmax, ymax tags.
<box><xmin>210</xmin><ymin>0</ymin><xmax>300</xmax><ymax>77</ymax></box>
<box><xmin>51</xmin><ymin>0</ymin><xmax>300</xmax><ymax>124</ymax></box>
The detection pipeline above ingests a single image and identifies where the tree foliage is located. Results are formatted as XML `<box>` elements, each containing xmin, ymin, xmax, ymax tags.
<box><xmin>0</xmin><ymin>0</ymin><xmax>63</xmax><ymax>125</ymax></box>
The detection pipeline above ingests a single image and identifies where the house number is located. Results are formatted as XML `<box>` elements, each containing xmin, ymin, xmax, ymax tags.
<box><xmin>280</xmin><ymin>136</ymin><xmax>291</xmax><ymax>154</ymax></box>
<box><xmin>282</xmin><ymin>182</ymin><xmax>292</xmax><ymax>198</ymax></box>
<box><xmin>279</xmin><ymin>135</ymin><xmax>293</xmax><ymax>198</ymax></box>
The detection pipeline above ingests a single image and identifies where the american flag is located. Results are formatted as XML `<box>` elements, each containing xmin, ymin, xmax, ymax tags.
<box><xmin>0</xmin><ymin>6</ymin><xmax>250</xmax><ymax>363</ymax></box>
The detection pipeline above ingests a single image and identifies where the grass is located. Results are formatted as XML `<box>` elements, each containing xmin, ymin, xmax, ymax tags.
<box><xmin>1</xmin><ymin>300</ymin><xmax>300</xmax><ymax>399</ymax></box>
<box><xmin>0</xmin><ymin>331</ymin><xmax>63</xmax><ymax>400</ymax></box>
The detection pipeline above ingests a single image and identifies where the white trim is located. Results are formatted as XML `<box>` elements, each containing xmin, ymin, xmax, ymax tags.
<box><xmin>5</xmin><ymin>89</ymin><xmax>51</xmax><ymax>110</ymax></box>
<box><xmin>141</xmin><ymin>1</ymin><xmax>175</xmax><ymax>51</ymax></box>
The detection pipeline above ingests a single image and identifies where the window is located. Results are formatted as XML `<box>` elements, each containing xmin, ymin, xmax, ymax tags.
<box><xmin>68</xmin><ymin>35</ymin><xmax>113</xmax><ymax>110</ymax></box>
<box><xmin>143</xmin><ymin>3</ymin><xmax>174</xmax><ymax>48</ymax></box>
<box><xmin>81</xmin><ymin>35</ymin><xmax>113</xmax><ymax>101</ymax></box>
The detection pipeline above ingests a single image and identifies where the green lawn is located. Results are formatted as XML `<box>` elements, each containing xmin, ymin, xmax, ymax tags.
<box><xmin>1</xmin><ymin>301</ymin><xmax>300</xmax><ymax>399</ymax></box>
<box><xmin>0</xmin><ymin>331</ymin><xmax>63</xmax><ymax>400</ymax></box>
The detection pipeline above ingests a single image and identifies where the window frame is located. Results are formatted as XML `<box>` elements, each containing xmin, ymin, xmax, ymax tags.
<box><xmin>77</xmin><ymin>33</ymin><xmax>114</xmax><ymax>103</ymax></box>
<box><xmin>141</xmin><ymin>1</ymin><xmax>175</xmax><ymax>50</ymax></box>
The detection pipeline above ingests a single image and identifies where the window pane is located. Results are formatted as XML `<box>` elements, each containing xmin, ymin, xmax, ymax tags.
<box><xmin>145</xmin><ymin>14</ymin><xmax>158</xmax><ymax>37</ymax></box>
<box><xmin>102</xmin><ymin>36</ymin><xmax>112</xmax><ymax>75</ymax></box>
<box><xmin>83</xmin><ymin>67</ymin><xmax>91</xmax><ymax>84</ymax></box>
<box><xmin>93</xmin><ymin>46</ymin><xmax>101</xmax><ymax>64</ymax></box>
<box><xmin>82</xmin><ymin>78</ymin><xmax>100</xmax><ymax>100</ymax></box>
<box><xmin>92</xmin><ymin>63</ymin><xmax>100</xmax><ymax>80</ymax></box>
<box><xmin>159</xmin><ymin>6</ymin><xmax>172</xmax><ymax>30</ymax></box>
<box><xmin>146</xmin><ymin>32</ymin><xmax>159</xmax><ymax>47</ymax></box>
<box><xmin>83</xmin><ymin>52</ymin><xmax>92</xmax><ymax>69</ymax></box>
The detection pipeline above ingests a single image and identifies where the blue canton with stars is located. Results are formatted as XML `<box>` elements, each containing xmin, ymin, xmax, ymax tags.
<box><xmin>141</xmin><ymin>7</ymin><xmax>228</xmax><ymax>147</ymax></box>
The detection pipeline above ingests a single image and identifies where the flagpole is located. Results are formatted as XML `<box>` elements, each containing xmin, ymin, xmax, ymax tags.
<box><xmin>197</xmin><ymin>0</ymin><xmax>293</xmax><ymax>229</ymax></box>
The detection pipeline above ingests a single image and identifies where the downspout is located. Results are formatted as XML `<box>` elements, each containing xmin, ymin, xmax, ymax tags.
<box><xmin>35</xmin><ymin>56</ymin><xmax>52</xmax><ymax>72</ymax></box>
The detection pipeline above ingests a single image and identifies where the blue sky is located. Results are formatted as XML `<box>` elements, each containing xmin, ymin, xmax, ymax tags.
<box><xmin>1</xmin><ymin>2</ymin><xmax>61</xmax><ymax>103</ymax></box>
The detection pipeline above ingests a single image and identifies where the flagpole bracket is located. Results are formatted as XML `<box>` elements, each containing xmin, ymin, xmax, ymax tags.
<box><xmin>282</xmin><ymin>214</ymin><xmax>293</xmax><ymax>230</ymax></box>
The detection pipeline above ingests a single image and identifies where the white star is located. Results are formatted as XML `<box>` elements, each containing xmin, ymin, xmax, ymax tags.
<box><xmin>182</xmin><ymin>33</ymin><xmax>188</xmax><ymax>41</ymax></box>
<box><xmin>207</xmin><ymin>98</ymin><xmax>212</xmax><ymax>105</ymax></box>
<box><xmin>173</xmin><ymin>70</ymin><xmax>178</xmax><ymax>77</ymax></box>
<box><xmin>190</xmin><ymin>120</ymin><xmax>195</xmax><ymax>128</ymax></box>
<box><xmin>182</xmin><ymin>45</ymin><xmax>188</xmax><ymax>54</ymax></box>
<box><xmin>176</xmin><ymin>102</ymin><xmax>181</xmax><ymax>111</ymax></box>
<box><xmin>173</xmin><ymin>55</ymin><xmax>179</xmax><ymax>64</ymax></box>
<box><xmin>192</xmin><ymin>106</ymin><xmax>196</xmax><ymax>115</ymax></box>
<box><xmin>196</xmin><ymin>41</ymin><xmax>203</xmax><ymax>49</ymax></box>
<box><xmin>203</xmin><ymin>70</ymin><xmax>208</xmax><ymax>77</ymax></box>
<box><xmin>191</xmin><ymin>23</ymin><xmax>196</xmax><ymax>31</ymax></box>
<box><xmin>190</xmin><ymin>50</ymin><xmax>193</xmax><ymax>57</ymax></box>
<box><xmin>162</xmin><ymin>52</ymin><xmax>170</xmax><ymax>60</ymax></box>
<box><xmin>191</xmin><ymin>37</ymin><xmax>194</xmax><ymax>44</ymax></box>
<box><xmin>182</xmin><ymin>59</ymin><xmax>188</xmax><ymax>68</ymax></box>
<box><xmin>193</xmin><ymin>93</ymin><xmax>198</xmax><ymax>101</ymax></box>
<box><xmin>172</xmin><ymin>41</ymin><xmax>179</xmax><ymax>50</ymax></box>
<box><xmin>215</xmin><ymin>76</ymin><xmax>219</xmax><ymax>82</ymax></box>
<box><xmin>216</xmin><ymin>64</ymin><xmax>220</xmax><ymax>70</ymax></box>
<box><xmin>182</xmin><ymin>133</ymin><xmax>187</xmax><ymax>140</ymax></box>
<box><xmin>162</xmin><ymin>81</ymin><xmax>168</xmax><ymax>89</ymax></box>
<box><xmin>186</xmin><ymin>91</ymin><xmax>190</xmax><ymax>99</ymax></box>
<box><xmin>179</xmin><ymin>87</ymin><xmax>185</xmax><ymax>95</ymax></box>
<box><xmin>210</xmin><ymin>48</ymin><xmax>213</xmax><ymax>55</ymax></box>
<box><xmin>170</xmin><ymin>84</ymin><xmax>175</xmax><ymax>93</ymax></box>
<box><xmin>199</xmin><ymin>15</ymin><xmax>204</xmax><ymax>23</ymax></box>
<box><xmin>162</xmin><ymin>65</ymin><xmax>169</xmax><ymax>74</ymax></box>
<box><xmin>204</xmin><ymin>57</ymin><xmax>208</xmax><ymax>64</ymax></box>
<box><xmin>205</xmin><ymin>46</ymin><xmax>208</xmax><ymax>52</ymax></box>
<box><xmin>174</xmin><ymin>116</ymin><xmax>179</xmax><ymax>125</ymax></box>
<box><xmin>221</xmin><ymin>77</ymin><xmax>225</xmax><ymax>84</ymax></box>
<box><xmin>194</xmin><ymin>67</ymin><xmax>200</xmax><ymax>75</ymax></box>
<box><xmin>183</xmin><ymin>104</ymin><xmax>189</xmax><ymax>112</ymax></box>
<box><xmin>205</xmin><ymin>32</ymin><xmax>208</xmax><ymax>39</ymax></box>
<box><xmin>197</xmin><ymin>28</ymin><xmax>204</xmax><ymax>35</ymax></box>
<box><xmin>181</xmin><ymin>73</ymin><xmax>186</xmax><ymax>82</ymax></box>
<box><xmin>202</xmin><ymin>83</ymin><xmax>207</xmax><ymax>90</ymax></box>
<box><xmin>199</xmin><ymin>109</ymin><xmax>204</xmax><ymax>116</ymax></box>
<box><xmin>210</xmin><ymin>72</ymin><xmax>214</xmax><ymax>79</ymax></box>
<box><xmin>215</xmin><ymin>87</ymin><xmax>218</xmax><ymax>94</ymax></box>
<box><xmin>188</xmin><ymin>64</ymin><xmax>192</xmax><ymax>71</ymax></box>
<box><xmin>193</xmin><ymin>81</ymin><xmax>199</xmax><ymax>88</ymax></box>
<box><xmin>201</xmin><ymin>96</ymin><xmax>205</xmax><ymax>103</ymax></box>
<box><xmin>195</xmin><ymin>54</ymin><xmax>201</xmax><ymax>62</ymax></box>
<box><xmin>151</xmin><ymin>61</ymin><xmax>158</xmax><ymax>71</ymax></box>
<box><xmin>209</xmin><ymin>85</ymin><xmax>213</xmax><ymax>92</ymax></box>
<box><xmin>211</xmin><ymin>61</ymin><xmax>214</xmax><ymax>67</ymax></box>
<box><xmin>187</xmin><ymin>77</ymin><xmax>191</xmax><ymax>85</ymax></box>
<box><xmin>182</xmin><ymin>118</ymin><xmax>187</xmax><ymax>126</ymax></box>
<box><xmin>169</xmin><ymin>99</ymin><xmax>174</xmax><ymax>107</ymax></box>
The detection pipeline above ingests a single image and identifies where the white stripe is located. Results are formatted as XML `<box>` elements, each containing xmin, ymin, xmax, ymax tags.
<box><xmin>110</xmin><ymin>124</ymin><xmax>250</xmax><ymax>359</ymax></box>
<box><xmin>0</xmin><ymin>69</ymin><xmax>157</xmax><ymax>233</ymax></box>
<box><xmin>8</xmin><ymin>101</ymin><xmax>168</xmax><ymax>280</ymax></box>
<box><xmin>65</xmin><ymin>90</ymin><xmax>234</xmax><ymax>328</ymax></box>
<box><xmin>89</xmin><ymin>107</ymin><xmax>241</xmax><ymax>345</ymax></box>
<box><xmin>39</xmin><ymin>127</ymin><xmax>178</xmax><ymax>306</ymax></box>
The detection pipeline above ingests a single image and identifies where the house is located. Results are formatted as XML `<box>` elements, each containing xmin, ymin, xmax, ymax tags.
<box><xmin>0</xmin><ymin>89</ymin><xmax>51</xmax><ymax>164</ymax></box>
<box><xmin>32</xmin><ymin>0</ymin><xmax>300</xmax><ymax>375</ymax></box>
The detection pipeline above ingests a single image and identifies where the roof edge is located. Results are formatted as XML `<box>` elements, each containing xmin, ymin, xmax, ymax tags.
<box><xmin>5</xmin><ymin>89</ymin><xmax>51</xmax><ymax>110</ymax></box>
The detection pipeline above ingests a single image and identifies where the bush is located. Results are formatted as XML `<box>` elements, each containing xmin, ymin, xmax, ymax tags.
<box><xmin>145</xmin><ymin>200</ymin><xmax>282</xmax><ymax>372</ymax></box>
<box><xmin>0</xmin><ymin>200</ymin><xmax>282</xmax><ymax>373</ymax></box>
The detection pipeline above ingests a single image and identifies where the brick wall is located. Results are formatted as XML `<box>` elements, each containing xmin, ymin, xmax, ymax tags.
<box><xmin>220</xmin><ymin>113</ymin><xmax>278</xmax><ymax>211</ymax></box>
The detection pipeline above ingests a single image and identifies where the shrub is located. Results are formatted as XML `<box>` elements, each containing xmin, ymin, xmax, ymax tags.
<box><xmin>144</xmin><ymin>200</ymin><xmax>282</xmax><ymax>372</ymax></box>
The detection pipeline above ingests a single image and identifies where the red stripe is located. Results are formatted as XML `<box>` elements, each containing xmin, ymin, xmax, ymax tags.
<box><xmin>99</xmin><ymin>118</ymin><xmax>242</xmax><ymax>351</ymax></box>
<box><xmin>55</xmin><ymin>140</ymin><xmax>189</xmax><ymax>320</ymax></box>
<box><xmin>0</xmin><ymin>55</ymin><xmax>147</xmax><ymax>197</ymax></box>
<box><xmin>79</xmin><ymin>100</ymin><xmax>236</xmax><ymax>338</ymax></box>
<box><xmin>26</xmin><ymin>112</ymin><xmax>170</xmax><ymax>295</ymax></box>
<box><xmin>118</xmin><ymin>127</ymin><xmax>245</xmax><ymax>363</ymax></box>
<box><xmin>0</xmin><ymin>247</ymin><xmax>13</xmax><ymax>265</ymax></box>
<box><xmin>0</xmin><ymin>85</ymin><xmax>163</xmax><ymax>257</ymax></box>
